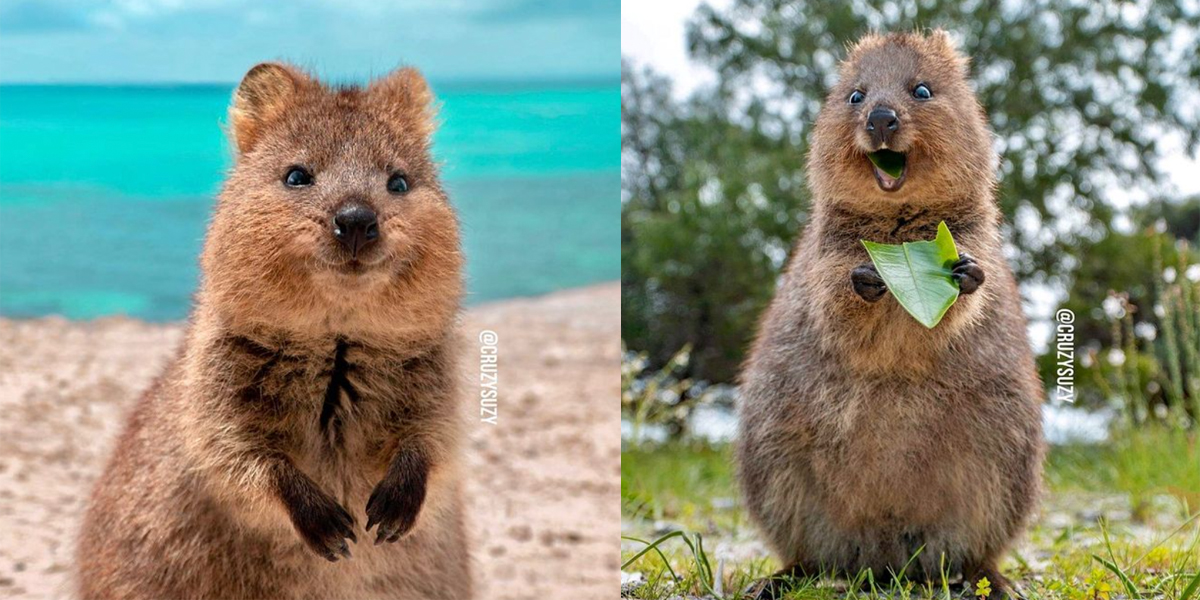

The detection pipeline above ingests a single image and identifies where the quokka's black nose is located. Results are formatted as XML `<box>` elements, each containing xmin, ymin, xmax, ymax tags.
<box><xmin>866</xmin><ymin>106</ymin><xmax>900</xmax><ymax>146</ymax></box>
<box><xmin>332</xmin><ymin>203</ymin><xmax>379</xmax><ymax>257</ymax></box>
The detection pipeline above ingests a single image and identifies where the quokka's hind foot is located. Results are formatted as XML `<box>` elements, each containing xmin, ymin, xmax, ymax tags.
<box><xmin>962</xmin><ymin>563</ymin><xmax>1024</xmax><ymax>600</ymax></box>
<box><xmin>741</xmin><ymin>564</ymin><xmax>814</xmax><ymax>600</ymax></box>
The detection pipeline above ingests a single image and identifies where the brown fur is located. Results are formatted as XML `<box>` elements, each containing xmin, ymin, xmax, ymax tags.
<box><xmin>737</xmin><ymin>31</ymin><xmax>1043</xmax><ymax>597</ymax></box>
<box><xmin>77</xmin><ymin>63</ymin><xmax>471</xmax><ymax>599</ymax></box>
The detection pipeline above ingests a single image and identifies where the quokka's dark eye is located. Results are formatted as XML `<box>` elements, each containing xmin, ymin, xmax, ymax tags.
<box><xmin>913</xmin><ymin>83</ymin><xmax>933</xmax><ymax>100</ymax></box>
<box><xmin>283</xmin><ymin>166</ymin><xmax>313</xmax><ymax>187</ymax></box>
<box><xmin>848</xmin><ymin>90</ymin><xmax>866</xmax><ymax>105</ymax></box>
<box><xmin>386</xmin><ymin>173</ymin><xmax>409</xmax><ymax>194</ymax></box>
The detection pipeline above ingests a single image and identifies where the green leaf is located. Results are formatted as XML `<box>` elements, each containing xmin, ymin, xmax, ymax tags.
<box><xmin>1091</xmin><ymin>554</ymin><xmax>1140</xmax><ymax>598</ymax></box>
<box><xmin>868</xmin><ymin>150</ymin><xmax>906</xmax><ymax>178</ymax></box>
<box><xmin>861</xmin><ymin>221</ymin><xmax>961</xmax><ymax>329</ymax></box>
<box><xmin>1180</xmin><ymin>569</ymin><xmax>1200</xmax><ymax>600</ymax></box>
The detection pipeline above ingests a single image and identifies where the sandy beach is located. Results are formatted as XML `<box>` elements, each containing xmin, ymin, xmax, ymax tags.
<box><xmin>0</xmin><ymin>283</ymin><xmax>620</xmax><ymax>599</ymax></box>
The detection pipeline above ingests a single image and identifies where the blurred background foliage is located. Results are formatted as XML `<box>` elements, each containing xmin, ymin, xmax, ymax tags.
<box><xmin>621</xmin><ymin>0</ymin><xmax>1200</xmax><ymax>421</ymax></box>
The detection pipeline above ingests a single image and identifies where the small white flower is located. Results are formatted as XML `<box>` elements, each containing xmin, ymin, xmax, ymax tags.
<box><xmin>1163</xmin><ymin>267</ymin><xmax>1177</xmax><ymax>283</ymax></box>
<box><xmin>1102</xmin><ymin>296</ymin><xmax>1125</xmax><ymax>319</ymax></box>
<box><xmin>1134</xmin><ymin>322</ymin><xmax>1156</xmax><ymax>341</ymax></box>
<box><xmin>1108</xmin><ymin>349</ymin><xmax>1126</xmax><ymax>366</ymax></box>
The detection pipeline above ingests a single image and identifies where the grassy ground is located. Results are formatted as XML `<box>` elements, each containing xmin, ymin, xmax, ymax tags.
<box><xmin>621</xmin><ymin>428</ymin><xmax>1200</xmax><ymax>599</ymax></box>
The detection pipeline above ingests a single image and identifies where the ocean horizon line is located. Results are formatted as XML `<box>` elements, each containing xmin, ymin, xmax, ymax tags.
<box><xmin>0</xmin><ymin>280</ymin><xmax>622</xmax><ymax>324</ymax></box>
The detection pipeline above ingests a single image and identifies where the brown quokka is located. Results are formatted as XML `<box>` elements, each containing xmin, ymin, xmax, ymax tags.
<box><xmin>737</xmin><ymin>31</ymin><xmax>1043</xmax><ymax>598</ymax></box>
<box><xmin>77</xmin><ymin>63</ymin><xmax>471</xmax><ymax>599</ymax></box>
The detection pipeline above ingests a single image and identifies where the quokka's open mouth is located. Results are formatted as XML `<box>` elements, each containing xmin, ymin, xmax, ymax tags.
<box><xmin>867</xmin><ymin>150</ymin><xmax>906</xmax><ymax>192</ymax></box>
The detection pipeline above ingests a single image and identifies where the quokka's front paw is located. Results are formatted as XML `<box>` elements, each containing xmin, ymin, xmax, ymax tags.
<box><xmin>285</xmin><ymin>483</ymin><xmax>357</xmax><ymax>561</ymax></box>
<box><xmin>365</xmin><ymin>452</ymin><xmax>428</xmax><ymax>545</ymax></box>
<box><xmin>851</xmin><ymin>262</ymin><xmax>888</xmax><ymax>302</ymax></box>
<box><xmin>952</xmin><ymin>253</ymin><xmax>986</xmax><ymax>294</ymax></box>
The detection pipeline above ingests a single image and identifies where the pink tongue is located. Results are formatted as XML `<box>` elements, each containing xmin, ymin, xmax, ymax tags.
<box><xmin>875</xmin><ymin>166</ymin><xmax>900</xmax><ymax>189</ymax></box>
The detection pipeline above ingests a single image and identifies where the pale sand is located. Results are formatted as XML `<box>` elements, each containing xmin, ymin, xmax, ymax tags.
<box><xmin>0</xmin><ymin>283</ymin><xmax>620</xmax><ymax>599</ymax></box>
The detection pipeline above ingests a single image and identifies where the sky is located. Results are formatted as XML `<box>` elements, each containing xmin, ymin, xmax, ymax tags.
<box><xmin>0</xmin><ymin>0</ymin><xmax>619</xmax><ymax>83</ymax></box>
<box><xmin>621</xmin><ymin>0</ymin><xmax>725</xmax><ymax>99</ymax></box>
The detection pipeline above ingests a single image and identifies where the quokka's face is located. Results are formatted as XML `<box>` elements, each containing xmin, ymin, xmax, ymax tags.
<box><xmin>202</xmin><ymin>63</ymin><xmax>463</xmax><ymax>338</ymax></box>
<box><xmin>809</xmin><ymin>31</ymin><xmax>995</xmax><ymax>206</ymax></box>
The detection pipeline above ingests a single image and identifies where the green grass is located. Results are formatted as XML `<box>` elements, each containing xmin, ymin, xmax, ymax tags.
<box><xmin>621</xmin><ymin>428</ymin><xmax>1200</xmax><ymax>599</ymax></box>
<box><xmin>622</xmin><ymin>443</ymin><xmax>737</xmax><ymax>525</ymax></box>
<box><xmin>1048</xmin><ymin>427</ymin><xmax>1200</xmax><ymax>517</ymax></box>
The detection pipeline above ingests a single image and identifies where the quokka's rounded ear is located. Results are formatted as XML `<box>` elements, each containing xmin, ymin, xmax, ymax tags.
<box><xmin>368</xmin><ymin>66</ymin><xmax>437</xmax><ymax>137</ymax></box>
<box><xmin>230</xmin><ymin>62</ymin><xmax>308</xmax><ymax>154</ymax></box>
<box><xmin>927</xmin><ymin>29</ymin><xmax>970</xmax><ymax>74</ymax></box>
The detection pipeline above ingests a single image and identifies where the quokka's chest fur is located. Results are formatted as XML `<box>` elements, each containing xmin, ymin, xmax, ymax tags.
<box><xmin>208</xmin><ymin>332</ymin><xmax>454</xmax><ymax>470</ymax></box>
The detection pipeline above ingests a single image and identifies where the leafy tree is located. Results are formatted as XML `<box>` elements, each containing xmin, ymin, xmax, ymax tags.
<box><xmin>622</xmin><ymin>0</ymin><xmax>1200</xmax><ymax>382</ymax></box>
<box><xmin>623</xmin><ymin>63</ymin><xmax>809</xmax><ymax>380</ymax></box>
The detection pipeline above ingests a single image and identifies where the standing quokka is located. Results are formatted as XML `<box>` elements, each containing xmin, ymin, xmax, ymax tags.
<box><xmin>77</xmin><ymin>63</ymin><xmax>472</xmax><ymax>599</ymax></box>
<box><xmin>737</xmin><ymin>31</ymin><xmax>1043</xmax><ymax>598</ymax></box>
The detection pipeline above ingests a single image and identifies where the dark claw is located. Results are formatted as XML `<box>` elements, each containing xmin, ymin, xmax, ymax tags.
<box><xmin>851</xmin><ymin>263</ymin><xmax>888</xmax><ymax>302</ymax></box>
<box><xmin>952</xmin><ymin>253</ymin><xmax>985</xmax><ymax>295</ymax></box>
<box><xmin>365</xmin><ymin>492</ymin><xmax>379</xmax><ymax>532</ymax></box>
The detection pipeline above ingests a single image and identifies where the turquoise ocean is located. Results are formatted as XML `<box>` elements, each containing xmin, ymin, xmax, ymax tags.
<box><xmin>0</xmin><ymin>82</ymin><xmax>618</xmax><ymax>321</ymax></box>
